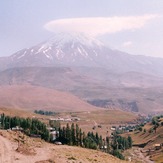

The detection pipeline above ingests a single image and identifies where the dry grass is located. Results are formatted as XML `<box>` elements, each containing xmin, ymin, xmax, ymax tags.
<box><xmin>77</xmin><ymin>110</ymin><xmax>137</xmax><ymax>123</ymax></box>
<box><xmin>0</xmin><ymin>106</ymin><xmax>138</xmax><ymax>139</ymax></box>
<box><xmin>58</xmin><ymin>109</ymin><xmax>137</xmax><ymax>137</ymax></box>
<box><xmin>151</xmin><ymin>152</ymin><xmax>163</xmax><ymax>163</ymax></box>
<box><xmin>0</xmin><ymin>107</ymin><xmax>38</xmax><ymax>118</ymax></box>
<box><xmin>50</xmin><ymin>144</ymin><xmax>129</xmax><ymax>163</ymax></box>
<box><xmin>122</xmin><ymin>120</ymin><xmax>163</xmax><ymax>163</ymax></box>
<box><xmin>0</xmin><ymin>130</ymin><xmax>130</xmax><ymax>163</ymax></box>
<box><xmin>0</xmin><ymin>85</ymin><xmax>99</xmax><ymax>112</ymax></box>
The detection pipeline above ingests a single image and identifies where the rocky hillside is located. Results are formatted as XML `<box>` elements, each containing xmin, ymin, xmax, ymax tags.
<box><xmin>0</xmin><ymin>130</ymin><xmax>130</xmax><ymax>163</ymax></box>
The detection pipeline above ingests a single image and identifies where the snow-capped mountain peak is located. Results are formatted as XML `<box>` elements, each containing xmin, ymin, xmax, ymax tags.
<box><xmin>2</xmin><ymin>32</ymin><xmax>163</xmax><ymax>76</ymax></box>
<box><xmin>10</xmin><ymin>32</ymin><xmax>107</xmax><ymax>65</ymax></box>
<box><xmin>46</xmin><ymin>32</ymin><xmax>104</xmax><ymax>48</ymax></box>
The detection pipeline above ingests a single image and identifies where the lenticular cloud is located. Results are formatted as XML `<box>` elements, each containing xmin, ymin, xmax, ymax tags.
<box><xmin>44</xmin><ymin>15</ymin><xmax>158</xmax><ymax>36</ymax></box>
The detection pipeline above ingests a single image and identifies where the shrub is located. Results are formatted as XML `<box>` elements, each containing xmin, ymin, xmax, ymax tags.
<box><xmin>112</xmin><ymin>150</ymin><xmax>125</xmax><ymax>160</ymax></box>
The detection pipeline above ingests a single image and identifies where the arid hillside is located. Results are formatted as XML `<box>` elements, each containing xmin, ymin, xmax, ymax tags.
<box><xmin>0</xmin><ymin>85</ymin><xmax>99</xmax><ymax>112</ymax></box>
<box><xmin>123</xmin><ymin>117</ymin><xmax>163</xmax><ymax>163</ymax></box>
<box><xmin>1</xmin><ymin>67</ymin><xmax>163</xmax><ymax>114</ymax></box>
<box><xmin>0</xmin><ymin>130</ymin><xmax>130</xmax><ymax>163</ymax></box>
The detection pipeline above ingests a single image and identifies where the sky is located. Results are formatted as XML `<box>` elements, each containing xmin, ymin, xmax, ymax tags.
<box><xmin>0</xmin><ymin>0</ymin><xmax>163</xmax><ymax>58</ymax></box>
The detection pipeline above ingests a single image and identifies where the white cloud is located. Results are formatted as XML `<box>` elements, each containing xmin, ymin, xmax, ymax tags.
<box><xmin>44</xmin><ymin>14</ymin><xmax>159</xmax><ymax>36</ymax></box>
<box><xmin>122</xmin><ymin>41</ymin><xmax>133</xmax><ymax>47</ymax></box>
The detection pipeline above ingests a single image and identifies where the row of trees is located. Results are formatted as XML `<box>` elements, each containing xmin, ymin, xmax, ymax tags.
<box><xmin>55</xmin><ymin>123</ymin><xmax>132</xmax><ymax>160</ymax></box>
<box><xmin>34</xmin><ymin>110</ymin><xmax>56</xmax><ymax>116</ymax></box>
<box><xmin>0</xmin><ymin>113</ymin><xmax>50</xmax><ymax>141</ymax></box>
<box><xmin>57</xmin><ymin>123</ymin><xmax>104</xmax><ymax>150</ymax></box>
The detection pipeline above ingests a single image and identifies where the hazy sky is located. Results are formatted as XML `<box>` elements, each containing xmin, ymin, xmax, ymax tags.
<box><xmin>0</xmin><ymin>0</ymin><xmax>163</xmax><ymax>57</ymax></box>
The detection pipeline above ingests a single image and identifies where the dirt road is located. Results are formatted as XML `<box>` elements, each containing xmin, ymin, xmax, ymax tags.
<box><xmin>127</xmin><ymin>147</ymin><xmax>154</xmax><ymax>163</ymax></box>
<box><xmin>134</xmin><ymin>148</ymin><xmax>154</xmax><ymax>163</ymax></box>
<box><xmin>0</xmin><ymin>135</ymin><xmax>13</xmax><ymax>163</ymax></box>
<box><xmin>0</xmin><ymin>133</ymin><xmax>51</xmax><ymax>163</ymax></box>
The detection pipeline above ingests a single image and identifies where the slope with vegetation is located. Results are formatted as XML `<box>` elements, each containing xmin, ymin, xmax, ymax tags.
<box><xmin>0</xmin><ymin>129</ymin><xmax>130</xmax><ymax>163</ymax></box>
<box><xmin>123</xmin><ymin>115</ymin><xmax>163</xmax><ymax>163</ymax></box>
<box><xmin>0</xmin><ymin>112</ymin><xmax>133</xmax><ymax>161</ymax></box>
<box><xmin>0</xmin><ymin>110</ymin><xmax>134</xmax><ymax>163</ymax></box>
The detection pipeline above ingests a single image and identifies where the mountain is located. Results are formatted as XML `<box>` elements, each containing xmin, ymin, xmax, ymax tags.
<box><xmin>1</xmin><ymin>33</ymin><xmax>163</xmax><ymax>114</ymax></box>
<box><xmin>1</xmin><ymin>33</ymin><xmax>163</xmax><ymax>76</ymax></box>
<box><xmin>1</xmin><ymin>66</ymin><xmax>163</xmax><ymax>114</ymax></box>
<box><xmin>7</xmin><ymin>33</ymin><xmax>105</xmax><ymax>68</ymax></box>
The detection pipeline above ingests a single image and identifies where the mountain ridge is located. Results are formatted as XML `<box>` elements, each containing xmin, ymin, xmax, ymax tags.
<box><xmin>0</xmin><ymin>33</ymin><xmax>163</xmax><ymax>76</ymax></box>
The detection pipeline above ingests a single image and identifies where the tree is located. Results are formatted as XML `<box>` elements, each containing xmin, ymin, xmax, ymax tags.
<box><xmin>112</xmin><ymin>150</ymin><xmax>125</xmax><ymax>160</ymax></box>
<box><xmin>49</xmin><ymin>120</ymin><xmax>60</xmax><ymax>129</ymax></box>
<box><xmin>153</xmin><ymin>123</ymin><xmax>159</xmax><ymax>133</ymax></box>
<box><xmin>78</xmin><ymin>128</ymin><xmax>83</xmax><ymax>146</ymax></box>
<box><xmin>138</xmin><ymin>126</ymin><xmax>142</xmax><ymax>132</ymax></box>
<box><xmin>95</xmin><ymin>132</ymin><xmax>99</xmax><ymax>146</ymax></box>
<box><xmin>76</xmin><ymin>124</ymin><xmax>80</xmax><ymax>146</ymax></box>
<box><xmin>0</xmin><ymin>113</ymin><xmax>5</xmax><ymax>129</ymax></box>
<box><xmin>71</xmin><ymin>123</ymin><xmax>75</xmax><ymax>145</ymax></box>
<box><xmin>127</xmin><ymin>136</ymin><xmax>132</xmax><ymax>148</ymax></box>
<box><xmin>66</xmin><ymin>123</ymin><xmax>71</xmax><ymax>145</ymax></box>
<box><xmin>106</xmin><ymin>136</ymin><xmax>110</xmax><ymax>153</ymax></box>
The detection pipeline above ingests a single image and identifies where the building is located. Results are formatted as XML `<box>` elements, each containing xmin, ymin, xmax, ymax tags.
<box><xmin>154</xmin><ymin>144</ymin><xmax>162</xmax><ymax>150</ymax></box>
<box><xmin>50</xmin><ymin>130</ymin><xmax>59</xmax><ymax>141</ymax></box>
<box><xmin>12</xmin><ymin>126</ymin><xmax>23</xmax><ymax>131</ymax></box>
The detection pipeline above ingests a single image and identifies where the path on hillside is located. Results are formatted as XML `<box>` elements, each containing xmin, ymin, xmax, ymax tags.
<box><xmin>0</xmin><ymin>135</ymin><xmax>13</xmax><ymax>163</ymax></box>
<box><xmin>93</xmin><ymin>120</ymin><xmax>98</xmax><ymax>126</ymax></box>
<box><xmin>132</xmin><ymin>147</ymin><xmax>154</xmax><ymax>163</ymax></box>
<box><xmin>0</xmin><ymin>133</ymin><xmax>52</xmax><ymax>163</ymax></box>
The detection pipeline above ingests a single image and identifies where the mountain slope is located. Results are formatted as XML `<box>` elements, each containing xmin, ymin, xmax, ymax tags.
<box><xmin>1</xmin><ymin>33</ymin><xmax>163</xmax><ymax>114</ymax></box>
<box><xmin>0</xmin><ymin>67</ymin><xmax>102</xmax><ymax>91</ymax></box>
<box><xmin>0</xmin><ymin>130</ymin><xmax>129</xmax><ymax>163</ymax></box>
<box><xmin>0</xmin><ymin>85</ymin><xmax>99</xmax><ymax>112</ymax></box>
<box><xmin>1</xmin><ymin>67</ymin><xmax>163</xmax><ymax>113</ymax></box>
<box><xmin>0</xmin><ymin>33</ymin><xmax>163</xmax><ymax>76</ymax></box>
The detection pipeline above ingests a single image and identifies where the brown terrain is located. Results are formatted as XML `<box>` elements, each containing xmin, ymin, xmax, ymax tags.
<box><xmin>0</xmin><ymin>106</ymin><xmax>138</xmax><ymax>139</ymax></box>
<box><xmin>1</xmin><ymin>67</ymin><xmax>163</xmax><ymax>114</ymax></box>
<box><xmin>0</xmin><ymin>84</ymin><xmax>99</xmax><ymax>112</ymax></box>
<box><xmin>58</xmin><ymin>110</ymin><xmax>138</xmax><ymax>138</ymax></box>
<box><xmin>0</xmin><ymin>130</ymin><xmax>130</xmax><ymax>163</ymax></box>
<box><xmin>122</xmin><ymin>118</ymin><xmax>163</xmax><ymax>163</ymax></box>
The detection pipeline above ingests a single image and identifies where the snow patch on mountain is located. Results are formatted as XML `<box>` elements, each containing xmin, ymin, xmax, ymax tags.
<box><xmin>47</xmin><ymin>33</ymin><xmax>104</xmax><ymax>48</ymax></box>
<box><xmin>3</xmin><ymin>32</ymin><xmax>163</xmax><ymax>76</ymax></box>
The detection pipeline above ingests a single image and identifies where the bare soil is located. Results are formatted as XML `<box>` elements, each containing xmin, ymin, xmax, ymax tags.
<box><xmin>0</xmin><ymin>130</ymin><xmax>130</xmax><ymax>163</ymax></box>
<box><xmin>0</xmin><ymin>130</ymin><xmax>51</xmax><ymax>163</ymax></box>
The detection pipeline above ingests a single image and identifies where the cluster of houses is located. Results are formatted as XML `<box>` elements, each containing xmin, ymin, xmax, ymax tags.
<box><xmin>111</xmin><ymin>125</ymin><xmax>135</xmax><ymax>133</ymax></box>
